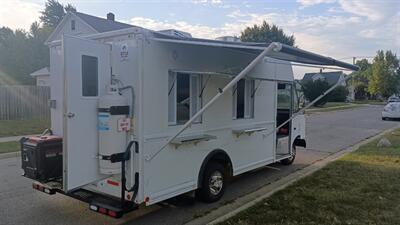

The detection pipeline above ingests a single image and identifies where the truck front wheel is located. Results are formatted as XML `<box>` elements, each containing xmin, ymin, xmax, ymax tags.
<box><xmin>196</xmin><ymin>162</ymin><xmax>226</xmax><ymax>203</ymax></box>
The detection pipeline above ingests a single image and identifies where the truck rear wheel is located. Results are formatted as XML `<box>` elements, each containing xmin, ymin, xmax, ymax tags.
<box><xmin>196</xmin><ymin>162</ymin><xmax>226</xmax><ymax>203</ymax></box>
<box><xmin>280</xmin><ymin>145</ymin><xmax>296</xmax><ymax>165</ymax></box>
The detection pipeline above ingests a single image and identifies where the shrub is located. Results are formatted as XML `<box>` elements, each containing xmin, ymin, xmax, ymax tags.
<box><xmin>328</xmin><ymin>86</ymin><xmax>349</xmax><ymax>102</ymax></box>
<box><xmin>302</xmin><ymin>80</ymin><xmax>330</xmax><ymax>106</ymax></box>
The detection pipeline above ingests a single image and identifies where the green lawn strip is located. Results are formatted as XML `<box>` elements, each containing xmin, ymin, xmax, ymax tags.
<box><xmin>323</xmin><ymin>102</ymin><xmax>350</xmax><ymax>107</ymax></box>
<box><xmin>0</xmin><ymin>141</ymin><xmax>20</xmax><ymax>154</ymax></box>
<box><xmin>0</xmin><ymin>119</ymin><xmax>50</xmax><ymax>137</ymax></box>
<box><xmin>353</xmin><ymin>100</ymin><xmax>386</xmax><ymax>105</ymax></box>
<box><xmin>219</xmin><ymin>129</ymin><xmax>400</xmax><ymax>225</ymax></box>
<box><xmin>306</xmin><ymin>104</ymin><xmax>362</xmax><ymax>113</ymax></box>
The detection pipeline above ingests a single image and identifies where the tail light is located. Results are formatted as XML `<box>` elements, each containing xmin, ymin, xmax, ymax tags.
<box><xmin>89</xmin><ymin>204</ymin><xmax>123</xmax><ymax>218</ymax></box>
<box><xmin>32</xmin><ymin>182</ymin><xmax>55</xmax><ymax>195</ymax></box>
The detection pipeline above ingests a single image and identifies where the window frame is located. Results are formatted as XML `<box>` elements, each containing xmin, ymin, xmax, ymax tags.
<box><xmin>168</xmin><ymin>72</ymin><xmax>203</xmax><ymax>126</ymax></box>
<box><xmin>233</xmin><ymin>79</ymin><xmax>255</xmax><ymax>120</ymax></box>
<box><xmin>277</xmin><ymin>82</ymin><xmax>293</xmax><ymax>113</ymax></box>
<box><xmin>81</xmin><ymin>54</ymin><xmax>99</xmax><ymax>98</ymax></box>
<box><xmin>71</xmin><ymin>20</ymin><xmax>76</xmax><ymax>31</ymax></box>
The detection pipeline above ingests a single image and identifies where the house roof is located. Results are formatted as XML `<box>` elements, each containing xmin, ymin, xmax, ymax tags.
<box><xmin>30</xmin><ymin>67</ymin><xmax>50</xmax><ymax>77</ymax></box>
<box><xmin>74</xmin><ymin>12</ymin><xmax>134</xmax><ymax>33</ymax></box>
<box><xmin>45</xmin><ymin>11</ymin><xmax>134</xmax><ymax>44</ymax></box>
<box><xmin>302</xmin><ymin>71</ymin><xmax>344</xmax><ymax>85</ymax></box>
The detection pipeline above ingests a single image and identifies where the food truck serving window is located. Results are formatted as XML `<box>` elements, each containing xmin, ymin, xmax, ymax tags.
<box><xmin>233</xmin><ymin>79</ymin><xmax>254</xmax><ymax>119</ymax></box>
<box><xmin>81</xmin><ymin>55</ymin><xmax>98</xmax><ymax>97</ymax></box>
<box><xmin>168</xmin><ymin>72</ymin><xmax>202</xmax><ymax>125</ymax></box>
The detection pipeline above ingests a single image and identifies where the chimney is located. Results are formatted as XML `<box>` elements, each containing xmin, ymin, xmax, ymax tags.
<box><xmin>107</xmin><ymin>12</ymin><xmax>115</xmax><ymax>21</ymax></box>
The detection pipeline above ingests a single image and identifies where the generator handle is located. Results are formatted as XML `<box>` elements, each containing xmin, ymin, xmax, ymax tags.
<box><xmin>40</xmin><ymin>128</ymin><xmax>53</xmax><ymax>136</ymax></box>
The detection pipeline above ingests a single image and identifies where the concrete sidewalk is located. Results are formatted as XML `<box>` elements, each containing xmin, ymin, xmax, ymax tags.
<box><xmin>0</xmin><ymin>134</ymin><xmax>38</xmax><ymax>143</ymax></box>
<box><xmin>0</xmin><ymin>134</ymin><xmax>38</xmax><ymax>160</ymax></box>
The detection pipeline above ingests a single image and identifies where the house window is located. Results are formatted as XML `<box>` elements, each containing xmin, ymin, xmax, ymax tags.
<box><xmin>71</xmin><ymin>20</ymin><xmax>76</xmax><ymax>31</ymax></box>
<box><xmin>233</xmin><ymin>79</ymin><xmax>254</xmax><ymax>119</ymax></box>
<box><xmin>168</xmin><ymin>72</ymin><xmax>202</xmax><ymax>125</ymax></box>
<box><xmin>81</xmin><ymin>55</ymin><xmax>98</xmax><ymax>97</ymax></box>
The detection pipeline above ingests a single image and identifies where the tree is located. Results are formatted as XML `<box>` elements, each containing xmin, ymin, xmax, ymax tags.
<box><xmin>240</xmin><ymin>21</ymin><xmax>295</xmax><ymax>46</ymax></box>
<box><xmin>40</xmin><ymin>0</ymin><xmax>76</xmax><ymax>28</ymax></box>
<box><xmin>368</xmin><ymin>50</ymin><xmax>400</xmax><ymax>98</ymax></box>
<box><xmin>302</xmin><ymin>80</ymin><xmax>330</xmax><ymax>106</ymax></box>
<box><xmin>0</xmin><ymin>0</ymin><xmax>76</xmax><ymax>84</ymax></box>
<box><xmin>349</xmin><ymin>59</ymin><xmax>372</xmax><ymax>100</ymax></box>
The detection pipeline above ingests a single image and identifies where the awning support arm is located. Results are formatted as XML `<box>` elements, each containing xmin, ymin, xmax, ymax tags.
<box><xmin>146</xmin><ymin>42</ymin><xmax>282</xmax><ymax>161</ymax></box>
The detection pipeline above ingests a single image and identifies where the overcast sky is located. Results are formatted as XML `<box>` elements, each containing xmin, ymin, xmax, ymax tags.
<box><xmin>0</xmin><ymin>0</ymin><xmax>399</xmax><ymax>78</ymax></box>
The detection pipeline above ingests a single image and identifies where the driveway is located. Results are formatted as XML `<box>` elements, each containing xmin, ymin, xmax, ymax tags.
<box><xmin>0</xmin><ymin>105</ymin><xmax>397</xmax><ymax>225</ymax></box>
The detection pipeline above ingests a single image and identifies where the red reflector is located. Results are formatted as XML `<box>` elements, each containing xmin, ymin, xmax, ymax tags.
<box><xmin>99</xmin><ymin>207</ymin><xmax>107</xmax><ymax>214</ymax></box>
<box><xmin>32</xmin><ymin>183</ymin><xmax>38</xmax><ymax>189</ymax></box>
<box><xmin>38</xmin><ymin>185</ymin><xmax>44</xmax><ymax>191</ymax></box>
<box><xmin>145</xmin><ymin>197</ymin><xmax>150</xmax><ymax>203</ymax></box>
<box><xmin>106</xmin><ymin>180</ymin><xmax>120</xmax><ymax>186</ymax></box>
<box><xmin>108</xmin><ymin>210</ymin><xmax>117</xmax><ymax>217</ymax></box>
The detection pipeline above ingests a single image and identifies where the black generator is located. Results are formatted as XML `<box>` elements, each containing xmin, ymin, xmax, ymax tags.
<box><xmin>21</xmin><ymin>135</ymin><xmax>63</xmax><ymax>182</ymax></box>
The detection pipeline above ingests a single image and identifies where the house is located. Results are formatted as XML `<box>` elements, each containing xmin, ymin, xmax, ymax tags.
<box><xmin>45</xmin><ymin>12</ymin><xmax>134</xmax><ymax>44</ymax></box>
<box><xmin>301</xmin><ymin>70</ymin><xmax>354</xmax><ymax>101</ymax></box>
<box><xmin>30</xmin><ymin>67</ymin><xmax>50</xmax><ymax>86</ymax></box>
<box><xmin>302</xmin><ymin>71</ymin><xmax>347</xmax><ymax>86</ymax></box>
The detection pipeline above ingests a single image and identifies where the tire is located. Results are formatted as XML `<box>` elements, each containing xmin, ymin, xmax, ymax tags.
<box><xmin>196</xmin><ymin>162</ymin><xmax>226</xmax><ymax>203</ymax></box>
<box><xmin>280</xmin><ymin>145</ymin><xmax>296</xmax><ymax>165</ymax></box>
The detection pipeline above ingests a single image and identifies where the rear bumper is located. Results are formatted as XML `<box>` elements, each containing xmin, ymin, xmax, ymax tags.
<box><xmin>31</xmin><ymin>181</ymin><xmax>137</xmax><ymax>218</ymax></box>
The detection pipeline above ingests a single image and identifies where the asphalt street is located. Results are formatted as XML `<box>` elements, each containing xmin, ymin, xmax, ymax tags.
<box><xmin>0</xmin><ymin>105</ymin><xmax>397</xmax><ymax>225</ymax></box>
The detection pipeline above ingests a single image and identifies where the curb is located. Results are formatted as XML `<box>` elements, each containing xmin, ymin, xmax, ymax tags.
<box><xmin>185</xmin><ymin>124</ymin><xmax>400</xmax><ymax>225</ymax></box>
<box><xmin>0</xmin><ymin>151</ymin><xmax>20</xmax><ymax>160</ymax></box>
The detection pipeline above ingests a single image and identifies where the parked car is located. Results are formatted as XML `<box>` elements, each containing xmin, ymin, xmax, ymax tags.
<box><xmin>382</xmin><ymin>101</ymin><xmax>400</xmax><ymax>120</ymax></box>
<box><xmin>387</xmin><ymin>96</ymin><xmax>400</xmax><ymax>103</ymax></box>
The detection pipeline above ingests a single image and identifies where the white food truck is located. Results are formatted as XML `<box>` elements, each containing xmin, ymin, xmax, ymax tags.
<box><xmin>20</xmin><ymin>24</ymin><xmax>358</xmax><ymax>218</ymax></box>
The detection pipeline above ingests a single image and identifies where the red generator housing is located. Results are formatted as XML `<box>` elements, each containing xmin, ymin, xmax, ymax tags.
<box><xmin>21</xmin><ymin>135</ymin><xmax>63</xmax><ymax>182</ymax></box>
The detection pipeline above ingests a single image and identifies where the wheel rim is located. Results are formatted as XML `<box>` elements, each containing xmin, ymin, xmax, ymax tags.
<box><xmin>209</xmin><ymin>171</ymin><xmax>223</xmax><ymax>195</ymax></box>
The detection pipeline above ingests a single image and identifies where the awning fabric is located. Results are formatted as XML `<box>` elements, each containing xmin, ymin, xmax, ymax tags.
<box><xmin>152</xmin><ymin>32</ymin><xmax>359</xmax><ymax>71</ymax></box>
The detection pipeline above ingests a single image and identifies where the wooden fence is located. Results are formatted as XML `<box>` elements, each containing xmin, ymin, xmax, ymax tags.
<box><xmin>0</xmin><ymin>85</ymin><xmax>50</xmax><ymax>120</ymax></box>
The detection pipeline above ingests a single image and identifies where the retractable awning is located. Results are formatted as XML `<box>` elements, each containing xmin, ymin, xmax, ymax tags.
<box><xmin>148</xmin><ymin>33</ymin><xmax>359</xmax><ymax>161</ymax></box>
<box><xmin>152</xmin><ymin>32</ymin><xmax>359</xmax><ymax>71</ymax></box>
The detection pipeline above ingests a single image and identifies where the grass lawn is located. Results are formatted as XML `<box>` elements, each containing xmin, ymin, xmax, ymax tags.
<box><xmin>219</xmin><ymin>129</ymin><xmax>400</xmax><ymax>225</ymax></box>
<box><xmin>354</xmin><ymin>100</ymin><xmax>386</xmax><ymax>105</ymax></box>
<box><xmin>0</xmin><ymin>118</ymin><xmax>50</xmax><ymax>137</ymax></box>
<box><xmin>0</xmin><ymin>141</ymin><xmax>19</xmax><ymax>154</ymax></box>
<box><xmin>323</xmin><ymin>102</ymin><xmax>350</xmax><ymax>107</ymax></box>
<box><xmin>306</xmin><ymin>102</ymin><xmax>363</xmax><ymax>113</ymax></box>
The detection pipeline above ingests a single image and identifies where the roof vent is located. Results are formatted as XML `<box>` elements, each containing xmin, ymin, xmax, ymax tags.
<box><xmin>107</xmin><ymin>13</ymin><xmax>115</xmax><ymax>21</ymax></box>
<box><xmin>158</xmin><ymin>29</ymin><xmax>192</xmax><ymax>38</ymax></box>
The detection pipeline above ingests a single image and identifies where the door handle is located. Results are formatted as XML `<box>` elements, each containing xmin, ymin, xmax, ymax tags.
<box><xmin>66</xmin><ymin>112</ymin><xmax>75</xmax><ymax>118</ymax></box>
